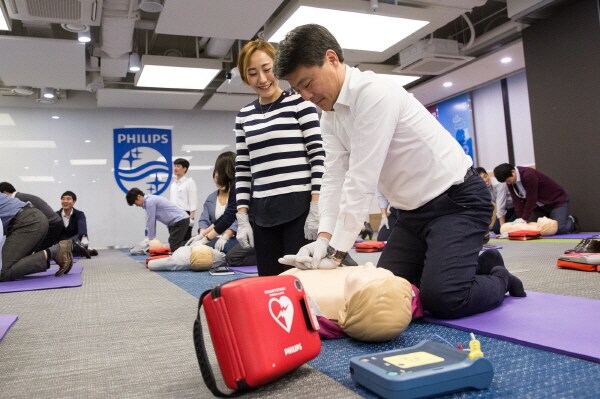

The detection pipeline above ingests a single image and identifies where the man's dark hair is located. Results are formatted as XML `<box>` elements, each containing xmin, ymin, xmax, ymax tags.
<box><xmin>213</xmin><ymin>151</ymin><xmax>236</xmax><ymax>189</ymax></box>
<box><xmin>493</xmin><ymin>163</ymin><xmax>515</xmax><ymax>183</ymax></box>
<box><xmin>61</xmin><ymin>190</ymin><xmax>77</xmax><ymax>201</ymax></box>
<box><xmin>173</xmin><ymin>158</ymin><xmax>190</xmax><ymax>172</ymax></box>
<box><xmin>0</xmin><ymin>182</ymin><xmax>16</xmax><ymax>193</ymax></box>
<box><xmin>475</xmin><ymin>167</ymin><xmax>487</xmax><ymax>176</ymax></box>
<box><xmin>274</xmin><ymin>24</ymin><xmax>344</xmax><ymax>79</ymax></box>
<box><xmin>126</xmin><ymin>188</ymin><xmax>144</xmax><ymax>206</ymax></box>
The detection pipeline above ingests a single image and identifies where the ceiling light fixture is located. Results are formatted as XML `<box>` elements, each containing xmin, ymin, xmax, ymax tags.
<box><xmin>443</xmin><ymin>81</ymin><xmax>453</xmax><ymax>88</ymax></box>
<box><xmin>139</xmin><ymin>0</ymin><xmax>164</xmax><ymax>13</ymax></box>
<box><xmin>129</xmin><ymin>53</ymin><xmax>141</xmax><ymax>72</ymax></box>
<box><xmin>501</xmin><ymin>56</ymin><xmax>512</xmax><ymax>64</ymax></box>
<box><xmin>265</xmin><ymin>1</ymin><xmax>429</xmax><ymax>52</ymax></box>
<box><xmin>135</xmin><ymin>56</ymin><xmax>222</xmax><ymax>90</ymax></box>
<box><xmin>41</xmin><ymin>87</ymin><xmax>56</xmax><ymax>99</ymax></box>
<box><xmin>10</xmin><ymin>86</ymin><xmax>34</xmax><ymax>96</ymax></box>
<box><xmin>0</xmin><ymin>1</ymin><xmax>11</xmax><ymax>31</ymax></box>
<box><xmin>78</xmin><ymin>30</ymin><xmax>91</xmax><ymax>43</ymax></box>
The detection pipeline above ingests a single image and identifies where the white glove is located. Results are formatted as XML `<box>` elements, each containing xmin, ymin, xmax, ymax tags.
<box><xmin>214</xmin><ymin>235</ymin><xmax>229</xmax><ymax>252</ymax></box>
<box><xmin>81</xmin><ymin>236</ymin><xmax>90</xmax><ymax>247</ymax></box>
<box><xmin>304</xmin><ymin>201</ymin><xmax>319</xmax><ymax>241</ymax></box>
<box><xmin>189</xmin><ymin>218</ymin><xmax>195</xmax><ymax>227</ymax></box>
<box><xmin>278</xmin><ymin>237</ymin><xmax>330</xmax><ymax>270</ymax></box>
<box><xmin>236</xmin><ymin>213</ymin><xmax>254</xmax><ymax>248</ymax></box>
<box><xmin>190</xmin><ymin>236</ymin><xmax>209</xmax><ymax>248</ymax></box>
<box><xmin>380</xmin><ymin>215</ymin><xmax>389</xmax><ymax>230</ymax></box>
<box><xmin>513</xmin><ymin>218</ymin><xmax>527</xmax><ymax>224</ymax></box>
<box><xmin>139</xmin><ymin>237</ymin><xmax>149</xmax><ymax>247</ymax></box>
<box><xmin>186</xmin><ymin>234</ymin><xmax>205</xmax><ymax>246</ymax></box>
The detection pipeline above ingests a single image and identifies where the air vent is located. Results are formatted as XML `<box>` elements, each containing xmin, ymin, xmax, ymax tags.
<box><xmin>395</xmin><ymin>38</ymin><xmax>474</xmax><ymax>75</ymax></box>
<box><xmin>6</xmin><ymin>0</ymin><xmax>102</xmax><ymax>26</ymax></box>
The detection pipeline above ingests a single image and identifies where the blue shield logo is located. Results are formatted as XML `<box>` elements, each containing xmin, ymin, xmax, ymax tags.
<box><xmin>113</xmin><ymin>128</ymin><xmax>172</xmax><ymax>195</ymax></box>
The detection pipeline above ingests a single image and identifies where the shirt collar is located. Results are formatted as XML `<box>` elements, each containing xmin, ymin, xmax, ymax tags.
<box><xmin>332</xmin><ymin>64</ymin><xmax>352</xmax><ymax>110</ymax></box>
<box><xmin>175</xmin><ymin>175</ymin><xmax>188</xmax><ymax>183</ymax></box>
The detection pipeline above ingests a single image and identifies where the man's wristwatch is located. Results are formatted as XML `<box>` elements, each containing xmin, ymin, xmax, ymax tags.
<box><xmin>327</xmin><ymin>245</ymin><xmax>347</xmax><ymax>265</ymax></box>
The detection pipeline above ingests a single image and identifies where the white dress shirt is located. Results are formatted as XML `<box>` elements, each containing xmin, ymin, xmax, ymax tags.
<box><xmin>319</xmin><ymin>66</ymin><xmax>472</xmax><ymax>251</ymax></box>
<box><xmin>170</xmin><ymin>175</ymin><xmax>198</xmax><ymax>214</ymax></box>
<box><xmin>490</xmin><ymin>176</ymin><xmax>513</xmax><ymax>219</ymax></box>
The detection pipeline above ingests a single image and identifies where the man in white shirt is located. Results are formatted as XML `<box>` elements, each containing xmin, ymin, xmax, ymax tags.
<box><xmin>476</xmin><ymin>167</ymin><xmax>516</xmax><ymax>233</ymax></box>
<box><xmin>275</xmin><ymin>24</ymin><xmax>525</xmax><ymax>319</ymax></box>
<box><xmin>170</xmin><ymin>158</ymin><xmax>198</xmax><ymax>241</ymax></box>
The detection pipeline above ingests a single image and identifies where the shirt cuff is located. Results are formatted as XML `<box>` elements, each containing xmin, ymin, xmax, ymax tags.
<box><xmin>329</xmin><ymin>226</ymin><xmax>358</xmax><ymax>253</ymax></box>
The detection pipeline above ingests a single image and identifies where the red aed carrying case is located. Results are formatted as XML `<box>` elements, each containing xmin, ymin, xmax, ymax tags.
<box><xmin>508</xmin><ymin>230</ymin><xmax>541</xmax><ymax>240</ymax></box>
<box><xmin>354</xmin><ymin>241</ymin><xmax>386</xmax><ymax>252</ymax></box>
<box><xmin>193</xmin><ymin>275</ymin><xmax>321</xmax><ymax>395</ymax></box>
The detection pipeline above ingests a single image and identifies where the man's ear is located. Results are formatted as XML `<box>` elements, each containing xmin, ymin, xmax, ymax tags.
<box><xmin>325</xmin><ymin>49</ymin><xmax>338</xmax><ymax>65</ymax></box>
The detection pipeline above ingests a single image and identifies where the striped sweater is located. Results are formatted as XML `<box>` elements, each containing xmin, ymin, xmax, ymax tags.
<box><xmin>234</xmin><ymin>92</ymin><xmax>325</xmax><ymax>209</ymax></box>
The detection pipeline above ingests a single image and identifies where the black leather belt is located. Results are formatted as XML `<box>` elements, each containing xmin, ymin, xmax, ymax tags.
<box><xmin>464</xmin><ymin>167</ymin><xmax>478</xmax><ymax>181</ymax></box>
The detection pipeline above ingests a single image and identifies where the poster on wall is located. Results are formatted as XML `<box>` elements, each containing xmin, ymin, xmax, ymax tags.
<box><xmin>113</xmin><ymin>128</ymin><xmax>173</xmax><ymax>195</ymax></box>
<box><xmin>435</xmin><ymin>93</ymin><xmax>475</xmax><ymax>160</ymax></box>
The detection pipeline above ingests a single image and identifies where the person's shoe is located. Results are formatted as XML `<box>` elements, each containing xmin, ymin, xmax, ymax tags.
<box><xmin>88</xmin><ymin>249</ymin><xmax>99</xmax><ymax>256</ymax></box>
<box><xmin>341</xmin><ymin>253</ymin><xmax>358</xmax><ymax>266</ymax></box>
<box><xmin>359</xmin><ymin>222</ymin><xmax>374</xmax><ymax>240</ymax></box>
<box><xmin>53</xmin><ymin>240</ymin><xmax>74</xmax><ymax>277</ymax></box>
<box><xmin>568</xmin><ymin>215</ymin><xmax>580</xmax><ymax>233</ymax></box>
<box><xmin>477</xmin><ymin>249</ymin><xmax>504</xmax><ymax>275</ymax></box>
<box><xmin>490</xmin><ymin>265</ymin><xmax>526</xmax><ymax>297</ymax></box>
<box><xmin>71</xmin><ymin>237</ymin><xmax>91</xmax><ymax>259</ymax></box>
<box><xmin>564</xmin><ymin>238</ymin><xmax>592</xmax><ymax>254</ymax></box>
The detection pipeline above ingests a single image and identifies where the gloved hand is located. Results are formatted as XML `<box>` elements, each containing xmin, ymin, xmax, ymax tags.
<box><xmin>214</xmin><ymin>235</ymin><xmax>229</xmax><ymax>252</ymax></box>
<box><xmin>278</xmin><ymin>237</ymin><xmax>330</xmax><ymax>269</ymax></box>
<box><xmin>279</xmin><ymin>255</ymin><xmax>339</xmax><ymax>270</ymax></box>
<box><xmin>189</xmin><ymin>218</ymin><xmax>195</xmax><ymax>227</ymax></box>
<box><xmin>513</xmin><ymin>218</ymin><xmax>527</xmax><ymax>224</ymax></box>
<box><xmin>236</xmin><ymin>213</ymin><xmax>254</xmax><ymax>248</ymax></box>
<box><xmin>189</xmin><ymin>236</ymin><xmax>209</xmax><ymax>248</ymax></box>
<box><xmin>304</xmin><ymin>201</ymin><xmax>319</xmax><ymax>240</ymax></box>
<box><xmin>380</xmin><ymin>214</ymin><xmax>389</xmax><ymax>230</ymax></box>
<box><xmin>186</xmin><ymin>234</ymin><xmax>205</xmax><ymax>246</ymax></box>
<box><xmin>139</xmin><ymin>237</ymin><xmax>149</xmax><ymax>248</ymax></box>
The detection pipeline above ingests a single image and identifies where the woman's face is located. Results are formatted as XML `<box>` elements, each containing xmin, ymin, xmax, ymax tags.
<box><xmin>245</xmin><ymin>50</ymin><xmax>280</xmax><ymax>103</ymax></box>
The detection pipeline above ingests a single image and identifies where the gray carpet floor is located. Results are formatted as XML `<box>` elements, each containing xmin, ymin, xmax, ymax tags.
<box><xmin>0</xmin><ymin>238</ymin><xmax>598</xmax><ymax>398</ymax></box>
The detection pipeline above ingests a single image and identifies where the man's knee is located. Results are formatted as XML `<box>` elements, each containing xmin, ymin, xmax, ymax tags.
<box><xmin>420</xmin><ymin>286</ymin><xmax>470</xmax><ymax>319</ymax></box>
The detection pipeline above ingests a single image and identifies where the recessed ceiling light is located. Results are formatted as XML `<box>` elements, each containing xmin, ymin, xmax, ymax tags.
<box><xmin>443</xmin><ymin>81</ymin><xmax>453</xmax><ymax>88</ymax></box>
<box><xmin>501</xmin><ymin>56</ymin><xmax>512</xmax><ymax>64</ymax></box>
<box><xmin>24</xmin><ymin>166</ymin><xmax>29</xmax><ymax>170</ymax></box>
<box><xmin>181</xmin><ymin>144</ymin><xmax>230</xmax><ymax>152</ymax></box>
<box><xmin>70</xmin><ymin>159</ymin><xmax>107</xmax><ymax>165</ymax></box>
<box><xmin>0</xmin><ymin>140</ymin><xmax>57</xmax><ymax>148</ymax></box>
<box><xmin>135</xmin><ymin>56</ymin><xmax>221</xmax><ymax>90</ymax></box>
<box><xmin>51</xmin><ymin>115</ymin><xmax>60</xmax><ymax>119</ymax></box>
<box><xmin>84</xmin><ymin>139</ymin><xmax>91</xmax><ymax>143</ymax></box>
<box><xmin>11</xmin><ymin>86</ymin><xmax>34</xmax><ymax>96</ymax></box>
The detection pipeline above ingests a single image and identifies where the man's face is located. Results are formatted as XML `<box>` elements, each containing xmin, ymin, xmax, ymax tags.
<box><xmin>479</xmin><ymin>172</ymin><xmax>491</xmax><ymax>187</ymax></box>
<box><xmin>134</xmin><ymin>195</ymin><xmax>144</xmax><ymax>207</ymax></box>
<box><xmin>61</xmin><ymin>195</ymin><xmax>75</xmax><ymax>211</ymax></box>
<box><xmin>284</xmin><ymin>51</ymin><xmax>341</xmax><ymax>112</ymax></box>
<box><xmin>505</xmin><ymin>170</ymin><xmax>517</xmax><ymax>185</ymax></box>
<box><xmin>174</xmin><ymin>164</ymin><xmax>187</xmax><ymax>178</ymax></box>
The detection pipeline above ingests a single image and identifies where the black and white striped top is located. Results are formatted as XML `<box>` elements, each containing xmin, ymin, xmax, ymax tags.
<box><xmin>234</xmin><ymin>92</ymin><xmax>325</xmax><ymax>209</ymax></box>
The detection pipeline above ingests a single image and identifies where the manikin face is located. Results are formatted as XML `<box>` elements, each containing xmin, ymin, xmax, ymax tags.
<box><xmin>173</xmin><ymin>163</ymin><xmax>187</xmax><ymax>178</ymax></box>
<box><xmin>245</xmin><ymin>50</ymin><xmax>280</xmax><ymax>103</ymax></box>
<box><xmin>61</xmin><ymin>195</ymin><xmax>75</xmax><ymax>211</ymax></box>
<box><xmin>284</xmin><ymin>50</ymin><xmax>342</xmax><ymax>112</ymax></box>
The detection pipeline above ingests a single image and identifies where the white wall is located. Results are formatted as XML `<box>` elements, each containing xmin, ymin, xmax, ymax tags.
<box><xmin>507</xmin><ymin>72</ymin><xmax>535</xmax><ymax>166</ymax></box>
<box><xmin>0</xmin><ymin>106</ymin><xmax>238</xmax><ymax>248</ymax></box>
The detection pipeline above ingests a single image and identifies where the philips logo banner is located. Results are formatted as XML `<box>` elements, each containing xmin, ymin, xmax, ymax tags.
<box><xmin>114</xmin><ymin>128</ymin><xmax>172</xmax><ymax>195</ymax></box>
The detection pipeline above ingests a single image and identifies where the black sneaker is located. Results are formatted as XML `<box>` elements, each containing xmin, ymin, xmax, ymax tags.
<box><xmin>564</xmin><ymin>238</ymin><xmax>591</xmax><ymax>254</ymax></box>
<box><xmin>568</xmin><ymin>215</ymin><xmax>580</xmax><ymax>233</ymax></box>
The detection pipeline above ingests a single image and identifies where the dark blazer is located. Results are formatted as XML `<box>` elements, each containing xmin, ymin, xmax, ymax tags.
<box><xmin>15</xmin><ymin>192</ymin><xmax>62</xmax><ymax>226</ymax></box>
<box><xmin>507</xmin><ymin>167</ymin><xmax>569</xmax><ymax>220</ymax></box>
<box><xmin>56</xmin><ymin>208</ymin><xmax>88</xmax><ymax>240</ymax></box>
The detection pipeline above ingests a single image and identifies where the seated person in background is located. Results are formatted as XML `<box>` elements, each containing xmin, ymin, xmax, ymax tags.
<box><xmin>1</xmin><ymin>193</ymin><xmax>73</xmax><ymax>280</ymax></box>
<box><xmin>187</xmin><ymin>151</ymin><xmax>238</xmax><ymax>250</ymax></box>
<box><xmin>493</xmin><ymin>163</ymin><xmax>578</xmax><ymax>234</ymax></box>
<box><xmin>196</xmin><ymin>151</ymin><xmax>240</xmax><ymax>254</ymax></box>
<box><xmin>374</xmin><ymin>190</ymin><xmax>397</xmax><ymax>242</ymax></box>
<box><xmin>126</xmin><ymin>188</ymin><xmax>190</xmax><ymax>252</ymax></box>
<box><xmin>476</xmin><ymin>167</ymin><xmax>516</xmax><ymax>234</ymax></box>
<box><xmin>283</xmin><ymin>263</ymin><xmax>422</xmax><ymax>342</ymax></box>
<box><xmin>56</xmin><ymin>190</ymin><xmax>97</xmax><ymax>256</ymax></box>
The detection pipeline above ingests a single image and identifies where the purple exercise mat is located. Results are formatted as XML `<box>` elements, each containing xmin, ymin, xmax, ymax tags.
<box><xmin>0</xmin><ymin>315</ymin><xmax>18</xmax><ymax>342</ymax></box>
<box><xmin>0</xmin><ymin>265</ymin><xmax>83</xmax><ymax>293</ymax></box>
<box><xmin>424</xmin><ymin>291</ymin><xmax>600</xmax><ymax>363</ymax></box>
<box><xmin>50</xmin><ymin>257</ymin><xmax>80</xmax><ymax>265</ymax></box>
<box><xmin>228</xmin><ymin>265</ymin><xmax>258</xmax><ymax>274</ymax></box>
<box><xmin>543</xmin><ymin>233</ymin><xmax>600</xmax><ymax>239</ymax></box>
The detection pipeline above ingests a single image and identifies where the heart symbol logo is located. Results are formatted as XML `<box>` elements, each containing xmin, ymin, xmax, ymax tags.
<box><xmin>269</xmin><ymin>296</ymin><xmax>294</xmax><ymax>333</ymax></box>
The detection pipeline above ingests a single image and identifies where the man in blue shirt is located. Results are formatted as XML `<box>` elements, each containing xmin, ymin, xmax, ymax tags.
<box><xmin>126</xmin><ymin>188</ymin><xmax>190</xmax><ymax>252</ymax></box>
<box><xmin>1</xmin><ymin>193</ymin><xmax>73</xmax><ymax>281</ymax></box>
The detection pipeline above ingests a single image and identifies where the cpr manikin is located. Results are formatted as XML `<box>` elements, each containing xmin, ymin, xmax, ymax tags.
<box><xmin>500</xmin><ymin>216</ymin><xmax>558</xmax><ymax>236</ymax></box>
<box><xmin>147</xmin><ymin>242</ymin><xmax>225</xmax><ymax>271</ymax></box>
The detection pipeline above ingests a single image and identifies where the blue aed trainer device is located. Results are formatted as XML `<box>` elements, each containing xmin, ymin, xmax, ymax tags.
<box><xmin>350</xmin><ymin>340</ymin><xmax>494</xmax><ymax>399</ymax></box>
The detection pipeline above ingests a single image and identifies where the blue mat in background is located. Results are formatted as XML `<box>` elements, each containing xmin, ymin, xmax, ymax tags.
<box><xmin>151</xmin><ymin>267</ymin><xmax>600</xmax><ymax>398</ymax></box>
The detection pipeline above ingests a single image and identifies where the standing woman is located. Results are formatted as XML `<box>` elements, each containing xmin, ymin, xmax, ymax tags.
<box><xmin>234</xmin><ymin>39</ymin><xmax>325</xmax><ymax>276</ymax></box>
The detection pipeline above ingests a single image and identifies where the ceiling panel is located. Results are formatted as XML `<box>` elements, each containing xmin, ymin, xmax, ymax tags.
<box><xmin>156</xmin><ymin>0</ymin><xmax>285</xmax><ymax>40</ymax></box>
<box><xmin>202</xmin><ymin>93</ymin><xmax>256</xmax><ymax>112</ymax></box>
<box><xmin>96</xmin><ymin>89</ymin><xmax>204</xmax><ymax>110</ymax></box>
<box><xmin>0</xmin><ymin>36</ymin><xmax>86</xmax><ymax>89</ymax></box>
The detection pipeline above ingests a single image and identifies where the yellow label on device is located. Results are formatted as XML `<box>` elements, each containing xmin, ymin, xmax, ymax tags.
<box><xmin>383</xmin><ymin>352</ymin><xmax>445</xmax><ymax>369</ymax></box>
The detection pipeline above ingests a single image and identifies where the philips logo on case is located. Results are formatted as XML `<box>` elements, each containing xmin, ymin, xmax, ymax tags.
<box><xmin>113</xmin><ymin>128</ymin><xmax>172</xmax><ymax>195</ymax></box>
<box><xmin>284</xmin><ymin>343</ymin><xmax>303</xmax><ymax>355</ymax></box>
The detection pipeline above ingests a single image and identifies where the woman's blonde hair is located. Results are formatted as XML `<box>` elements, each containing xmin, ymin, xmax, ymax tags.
<box><xmin>237</xmin><ymin>39</ymin><xmax>277</xmax><ymax>85</ymax></box>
